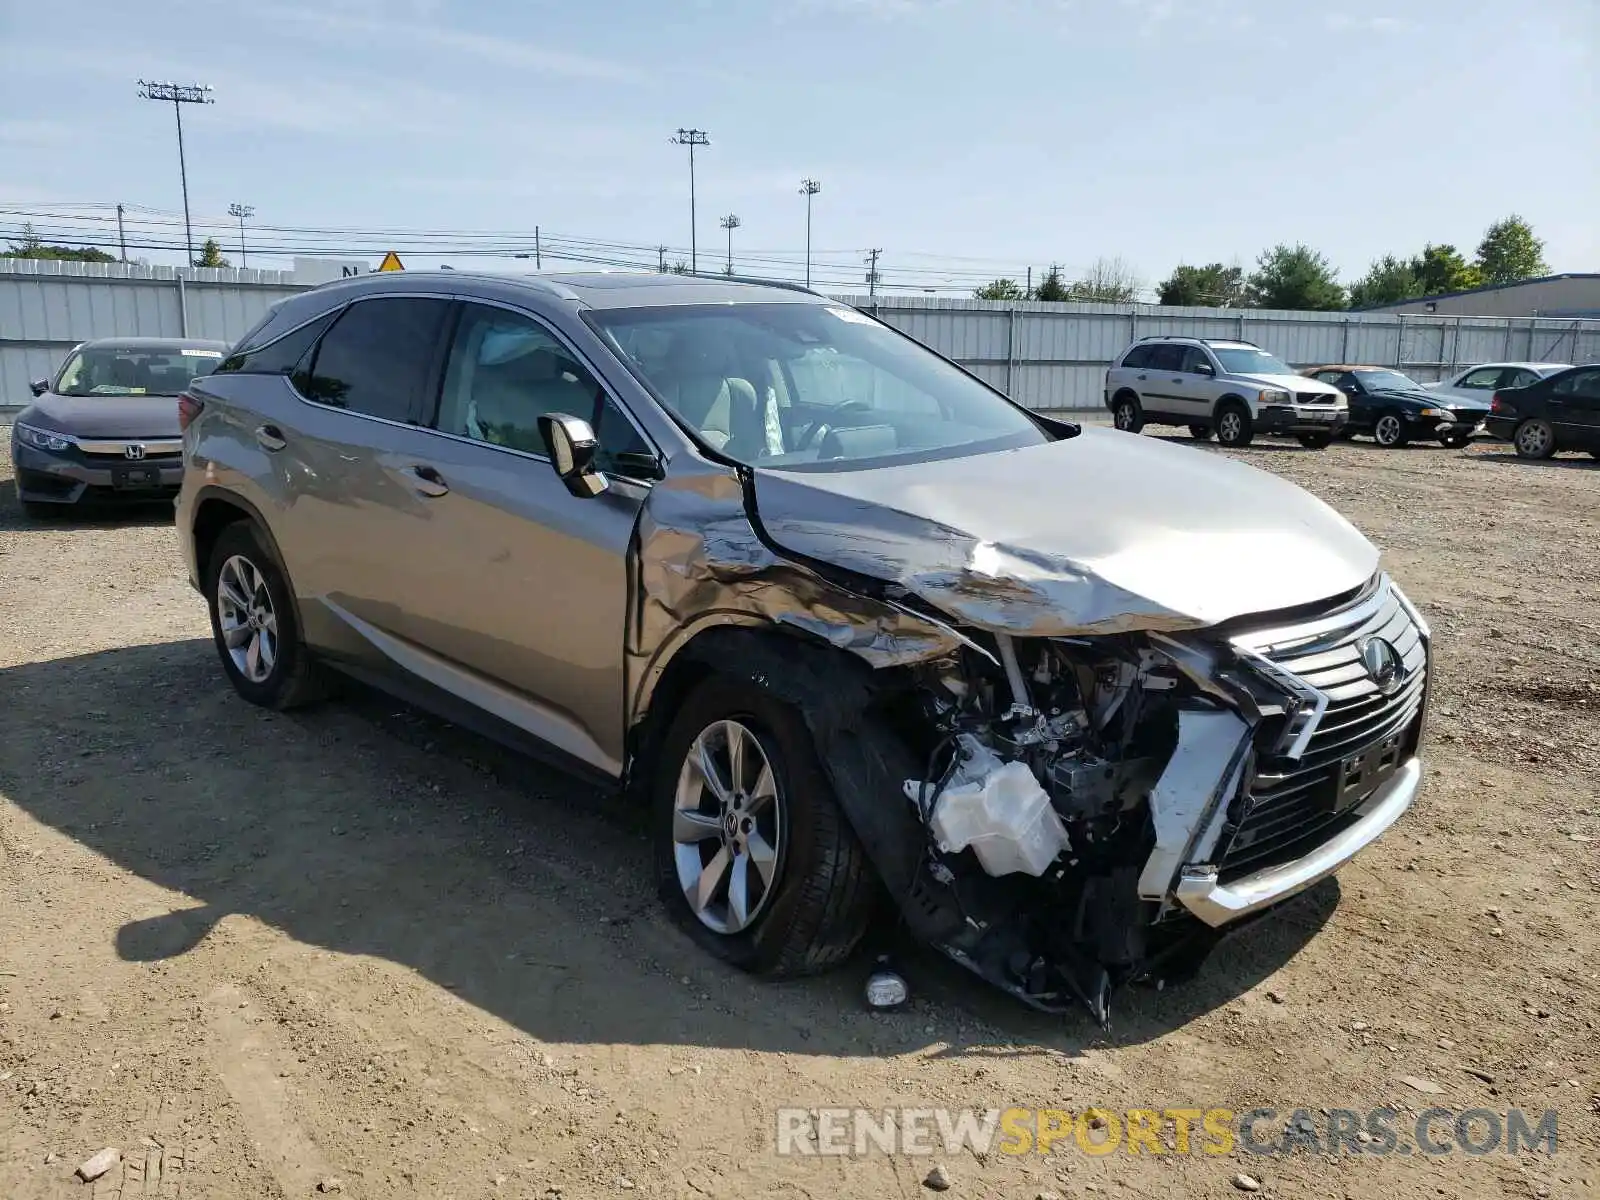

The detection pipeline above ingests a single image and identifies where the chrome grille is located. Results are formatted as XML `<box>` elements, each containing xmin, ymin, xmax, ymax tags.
<box><xmin>1217</xmin><ymin>578</ymin><xmax>1428</xmax><ymax>880</ymax></box>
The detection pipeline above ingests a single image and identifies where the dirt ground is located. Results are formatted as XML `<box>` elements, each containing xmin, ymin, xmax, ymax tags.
<box><xmin>1</xmin><ymin>425</ymin><xmax>1596</xmax><ymax>1200</ymax></box>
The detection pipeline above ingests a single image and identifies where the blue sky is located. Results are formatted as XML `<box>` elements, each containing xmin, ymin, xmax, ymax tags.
<box><xmin>1</xmin><ymin>0</ymin><xmax>1595</xmax><ymax>292</ymax></box>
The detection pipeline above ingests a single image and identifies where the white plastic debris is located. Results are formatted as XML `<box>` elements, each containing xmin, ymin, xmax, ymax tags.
<box><xmin>909</xmin><ymin>736</ymin><xmax>1069</xmax><ymax>877</ymax></box>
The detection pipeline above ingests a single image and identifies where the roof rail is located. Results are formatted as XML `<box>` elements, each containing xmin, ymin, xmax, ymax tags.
<box><xmin>683</xmin><ymin>269</ymin><xmax>830</xmax><ymax>299</ymax></box>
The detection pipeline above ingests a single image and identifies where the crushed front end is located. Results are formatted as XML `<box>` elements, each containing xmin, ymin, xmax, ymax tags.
<box><xmin>891</xmin><ymin>573</ymin><xmax>1430</xmax><ymax>1026</ymax></box>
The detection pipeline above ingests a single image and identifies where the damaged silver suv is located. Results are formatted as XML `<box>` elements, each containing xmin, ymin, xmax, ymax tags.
<box><xmin>177</xmin><ymin>272</ymin><xmax>1430</xmax><ymax>1024</ymax></box>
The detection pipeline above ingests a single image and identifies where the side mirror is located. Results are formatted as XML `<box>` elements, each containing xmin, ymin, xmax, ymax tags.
<box><xmin>29</xmin><ymin>378</ymin><xmax>49</xmax><ymax>397</ymax></box>
<box><xmin>1194</xmin><ymin>362</ymin><xmax>1215</xmax><ymax>377</ymax></box>
<box><xmin>537</xmin><ymin>412</ymin><xmax>608</xmax><ymax>499</ymax></box>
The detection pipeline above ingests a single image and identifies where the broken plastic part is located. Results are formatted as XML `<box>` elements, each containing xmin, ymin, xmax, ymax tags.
<box><xmin>907</xmin><ymin>735</ymin><xmax>1070</xmax><ymax>877</ymax></box>
<box><xmin>1136</xmin><ymin>704</ymin><xmax>1253</xmax><ymax>903</ymax></box>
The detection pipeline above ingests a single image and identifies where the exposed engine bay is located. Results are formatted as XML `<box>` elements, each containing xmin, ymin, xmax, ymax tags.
<box><xmin>890</xmin><ymin>629</ymin><xmax>1302</xmax><ymax>1027</ymax></box>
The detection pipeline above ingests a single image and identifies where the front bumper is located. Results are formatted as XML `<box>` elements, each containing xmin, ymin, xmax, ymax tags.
<box><xmin>1257</xmin><ymin>405</ymin><xmax>1348</xmax><ymax>435</ymax></box>
<box><xmin>1175</xmin><ymin>756</ymin><xmax>1421</xmax><ymax>925</ymax></box>
<box><xmin>13</xmin><ymin>441</ymin><xmax>183</xmax><ymax>504</ymax></box>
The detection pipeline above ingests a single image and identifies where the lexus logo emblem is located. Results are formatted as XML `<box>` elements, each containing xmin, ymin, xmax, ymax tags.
<box><xmin>123</xmin><ymin>443</ymin><xmax>147</xmax><ymax>460</ymax></box>
<box><xmin>1359</xmin><ymin>637</ymin><xmax>1406</xmax><ymax>695</ymax></box>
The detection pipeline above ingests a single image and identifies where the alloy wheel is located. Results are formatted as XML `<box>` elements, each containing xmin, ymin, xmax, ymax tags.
<box><xmin>671</xmin><ymin>719</ymin><xmax>782</xmax><ymax>935</ymax></box>
<box><xmin>1375</xmin><ymin>415</ymin><xmax>1404</xmax><ymax>446</ymax></box>
<box><xmin>216</xmin><ymin>554</ymin><xmax>278</xmax><ymax>684</ymax></box>
<box><xmin>1515</xmin><ymin>421</ymin><xmax>1553</xmax><ymax>458</ymax></box>
<box><xmin>1219</xmin><ymin>412</ymin><xmax>1242</xmax><ymax>442</ymax></box>
<box><xmin>1114</xmin><ymin>401</ymin><xmax>1138</xmax><ymax>431</ymax></box>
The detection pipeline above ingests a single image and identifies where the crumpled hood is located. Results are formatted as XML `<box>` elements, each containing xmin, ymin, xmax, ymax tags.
<box><xmin>752</xmin><ymin>427</ymin><xmax>1379</xmax><ymax>637</ymax></box>
<box><xmin>21</xmin><ymin>394</ymin><xmax>182</xmax><ymax>438</ymax></box>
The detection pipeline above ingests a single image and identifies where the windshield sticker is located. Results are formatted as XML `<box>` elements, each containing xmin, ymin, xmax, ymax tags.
<box><xmin>187</xmin><ymin>350</ymin><xmax>223</xmax><ymax>358</ymax></box>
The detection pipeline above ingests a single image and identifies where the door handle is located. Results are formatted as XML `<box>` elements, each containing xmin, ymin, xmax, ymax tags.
<box><xmin>255</xmin><ymin>424</ymin><xmax>286</xmax><ymax>452</ymax></box>
<box><xmin>401</xmin><ymin>464</ymin><xmax>450</xmax><ymax>497</ymax></box>
<box><xmin>1171</xmin><ymin>377</ymin><xmax>1184</xmax><ymax>384</ymax></box>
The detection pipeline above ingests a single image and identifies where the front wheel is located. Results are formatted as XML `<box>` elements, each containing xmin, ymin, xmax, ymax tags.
<box><xmin>1187</xmin><ymin>423</ymin><xmax>1213</xmax><ymax>440</ymax></box>
<box><xmin>1296</xmin><ymin>433</ymin><xmax>1333</xmax><ymax>450</ymax></box>
<box><xmin>1513</xmin><ymin>419</ymin><xmax>1556</xmax><ymax>460</ymax></box>
<box><xmin>1215</xmin><ymin>403</ymin><xmax>1254</xmax><ymax>447</ymax></box>
<box><xmin>653</xmin><ymin>676</ymin><xmax>876</xmax><ymax>977</ymax></box>
<box><xmin>1112</xmin><ymin>394</ymin><xmax>1144</xmax><ymax>434</ymax></box>
<box><xmin>1373</xmin><ymin>413</ymin><xmax>1409</xmax><ymax>448</ymax></box>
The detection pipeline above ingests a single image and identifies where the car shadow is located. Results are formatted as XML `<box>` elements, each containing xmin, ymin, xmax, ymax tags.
<box><xmin>0</xmin><ymin>481</ymin><xmax>176</xmax><ymax>532</ymax></box>
<box><xmin>0</xmin><ymin>640</ymin><xmax>1333</xmax><ymax>1059</ymax></box>
<box><xmin>1469</xmin><ymin>449</ymin><xmax>1598</xmax><ymax>470</ymax></box>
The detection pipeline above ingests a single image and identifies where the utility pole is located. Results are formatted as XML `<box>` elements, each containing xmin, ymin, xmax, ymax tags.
<box><xmin>116</xmin><ymin>204</ymin><xmax>127</xmax><ymax>262</ymax></box>
<box><xmin>670</xmin><ymin>128</ymin><xmax>709</xmax><ymax>273</ymax></box>
<box><xmin>865</xmin><ymin>248</ymin><xmax>882</xmax><ymax>297</ymax></box>
<box><xmin>799</xmin><ymin>178</ymin><xmax>821</xmax><ymax>287</ymax></box>
<box><xmin>227</xmin><ymin>203</ymin><xmax>254</xmax><ymax>267</ymax></box>
<box><xmin>1026</xmin><ymin>266</ymin><xmax>1032</xmax><ymax>297</ymax></box>
<box><xmin>535</xmin><ymin>225</ymin><xmax>541</xmax><ymax>269</ymax></box>
<box><xmin>137</xmin><ymin>80</ymin><xmax>214</xmax><ymax>267</ymax></box>
<box><xmin>719</xmin><ymin>214</ymin><xmax>741</xmax><ymax>275</ymax></box>
<box><xmin>658</xmin><ymin>245</ymin><xmax>667</xmax><ymax>273</ymax></box>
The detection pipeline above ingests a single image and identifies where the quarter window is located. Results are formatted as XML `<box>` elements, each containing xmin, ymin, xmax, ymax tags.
<box><xmin>435</xmin><ymin>303</ymin><xmax>651</xmax><ymax>474</ymax></box>
<box><xmin>217</xmin><ymin>310</ymin><xmax>339</xmax><ymax>376</ymax></box>
<box><xmin>298</xmin><ymin>298</ymin><xmax>450</xmax><ymax>422</ymax></box>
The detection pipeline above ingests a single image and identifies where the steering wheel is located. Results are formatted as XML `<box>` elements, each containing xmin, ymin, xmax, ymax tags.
<box><xmin>797</xmin><ymin>400</ymin><xmax>872</xmax><ymax>451</ymax></box>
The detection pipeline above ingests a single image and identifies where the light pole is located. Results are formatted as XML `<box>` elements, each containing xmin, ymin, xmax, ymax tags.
<box><xmin>719</xmin><ymin>214</ymin><xmax>741</xmax><ymax>275</ymax></box>
<box><xmin>670</xmin><ymin>128</ymin><xmax>709</xmax><ymax>273</ymax></box>
<box><xmin>228</xmin><ymin>203</ymin><xmax>254</xmax><ymax>268</ymax></box>
<box><xmin>799</xmin><ymin>178</ymin><xmax>821</xmax><ymax>288</ymax></box>
<box><xmin>137</xmin><ymin>80</ymin><xmax>214</xmax><ymax>267</ymax></box>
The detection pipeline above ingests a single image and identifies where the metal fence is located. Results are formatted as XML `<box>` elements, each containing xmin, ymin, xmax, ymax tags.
<box><xmin>5</xmin><ymin>260</ymin><xmax>1597</xmax><ymax>417</ymax></box>
<box><xmin>835</xmin><ymin>295</ymin><xmax>1600</xmax><ymax>415</ymax></box>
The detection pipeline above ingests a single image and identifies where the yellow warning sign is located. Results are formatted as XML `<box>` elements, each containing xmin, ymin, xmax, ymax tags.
<box><xmin>377</xmin><ymin>251</ymin><xmax>405</xmax><ymax>272</ymax></box>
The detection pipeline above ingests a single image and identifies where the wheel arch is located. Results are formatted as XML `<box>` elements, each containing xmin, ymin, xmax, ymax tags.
<box><xmin>190</xmin><ymin>487</ymin><xmax>306</xmax><ymax>635</ymax></box>
<box><xmin>1212</xmin><ymin>392</ymin><xmax>1250</xmax><ymax>417</ymax></box>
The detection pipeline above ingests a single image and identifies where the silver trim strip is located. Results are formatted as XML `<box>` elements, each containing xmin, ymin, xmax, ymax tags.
<box><xmin>322</xmin><ymin>599</ymin><xmax>622</xmax><ymax>778</ymax></box>
<box><xmin>78</xmin><ymin>437</ymin><xmax>184</xmax><ymax>456</ymax></box>
<box><xmin>1175</xmin><ymin>756</ymin><xmax>1422</xmax><ymax>926</ymax></box>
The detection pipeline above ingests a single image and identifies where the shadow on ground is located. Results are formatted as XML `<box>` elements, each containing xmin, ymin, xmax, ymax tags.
<box><xmin>0</xmin><ymin>639</ymin><xmax>1334</xmax><ymax>1061</ymax></box>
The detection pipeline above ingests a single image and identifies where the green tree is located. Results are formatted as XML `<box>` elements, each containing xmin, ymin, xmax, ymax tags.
<box><xmin>193</xmin><ymin>238</ymin><xmax>231</xmax><ymax>268</ymax></box>
<box><xmin>974</xmin><ymin>277</ymin><xmax>1026</xmax><ymax>300</ymax></box>
<box><xmin>1474</xmin><ymin>215</ymin><xmax>1548</xmax><ymax>285</ymax></box>
<box><xmin>1031</xmin><ymin>264</ymin><xmax>1069</xmax><ymax>302</ymax></box>
<box><xmin>1411</xmin><ymin>243</ymin><xmax>1480</xmax><ymax>294</ymax></box>
<box><xmin>1157</xmin><ymin>262</ymin><xmax>1245</xmax><ymax>307</ymax></box>
<box><xmin>1244</xmin><ymin>244</ymin><xmax>1347</xmax><ymax>311</ymax></box>
<box><xmin>1348</xmin><ymin>254</ymin><xmax>1421</xmax><ymax>308</ymax></box>
<box><xmin>2</xmin><ymin>222</ymin><xmax>116</xmax><ymax>263</ymax></box>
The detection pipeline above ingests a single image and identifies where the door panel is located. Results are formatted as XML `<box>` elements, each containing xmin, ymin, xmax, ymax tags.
<box><xmin>1550</xmin><ymin>368</ymin><xmax>1600</xmax><ymax>446</ymax></box>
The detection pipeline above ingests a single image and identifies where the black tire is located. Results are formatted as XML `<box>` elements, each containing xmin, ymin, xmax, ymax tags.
<box><xmin>1296</xmin><ymin>433</ymin><xmax>1333</xmax><ymax>450</ymax></box>
<box><xmin>1512</xmin><ymin>419</ymin><xmax>1556</xmax><ymax>460</ymax></box>
<box><xmin>1372</xmin><ymin>412</ymin><xmax>1409</xmax><ymax>448</ymax></box>
<box><xmin>1111</xmin><ymin>393</ymin><xmax>1144</xmax><ymax>434</ymax></box>
<box><xmin>204</xmin><ymin>520</ymin><xmax>325</xmax><ymax>710</ymax></box>
<box><xmin>653</xmin><ymin>675</ymin><xmax>876</xmax><ymax>978</ymax></box>
<box><xmin>1187</xmin><ymin>423</ymin><xmax>1213</xmax><ymax>440</ymax></box>
<box><xmin>1214</xmin><ymin>401</ymin><xmax>1254</xmax><ymax>447</ymax></box>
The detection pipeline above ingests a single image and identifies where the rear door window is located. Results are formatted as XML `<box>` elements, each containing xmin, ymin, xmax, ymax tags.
<box><xmin>1147</xmin><ymin>343</ymin><xmax>1185</xmax><ymax>372</ymax></box>
<box><xmin>298</xmin><ymin>298</ymin><xmax>450</xmax><ymax>422</ymax></box>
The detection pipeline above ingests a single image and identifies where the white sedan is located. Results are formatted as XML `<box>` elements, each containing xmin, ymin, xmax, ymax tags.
<box><xmin>1427</xmin><ymin>361</ymin><xmax>1572</xmax><ymax>404</ymax></box>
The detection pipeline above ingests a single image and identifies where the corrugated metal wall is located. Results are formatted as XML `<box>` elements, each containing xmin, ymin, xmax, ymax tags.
<box><xmin>1</xmin><ymin>259</ymin><xmax>308</xmax><ymax>411</ymax></box>
<box><xmin>839</xmin><ymin>295</ymin><xmax>1600</xmax><ymax>414</ymax></box>
<box><xmin>4</xmin><ymin>261</ymin><xmax>1596</xmax><ymax>417</ymax></box>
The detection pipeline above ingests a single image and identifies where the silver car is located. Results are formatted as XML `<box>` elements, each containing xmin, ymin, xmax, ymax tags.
<box><xmin>177</xmin><ymin>272</ymin><xmax>1430</xmax><ymax>1023</ymax></box>
<box><xmin>1425</xmin><ymin>361</ymin><xmax>1572</xmax><ymax>405</ymax></box>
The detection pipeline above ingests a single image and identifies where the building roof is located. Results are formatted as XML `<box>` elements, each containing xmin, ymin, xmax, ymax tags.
<box><xmin>1354</xmin><ymin>273</ymin><xmax>1600</xmax><ymax>312</ymax></box>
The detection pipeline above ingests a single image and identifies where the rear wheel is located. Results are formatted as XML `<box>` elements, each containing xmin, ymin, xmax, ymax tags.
<box><xmin>1513</xmin><ymin>419</ymin><xmax>1556</xmax><ymax>460</ymax></box>
<box><xmin>205</xmin><ymin>521</ymin><xmax>326</xmax><ymax>710</ymax></box>
<box><xmin>1296</xmin><ymin>433</ymin><xmax>1333</xmax><ymax>450</ymax></box>
<box><xmin>653</xmin><ymin>676</ymin><xmax>876</xmax><ymax>977</ymax></box>
<box><xmin>1112</xmin><ymin>393</ymin><xmax>1144</xmax><ymax>434</ymax></box>
<box><xmin>1187</xmin><ymin>423</ymin><xmax>1212</xmax><ymax>440</ymax></box>
<box><xmin>1215</xmin><ymin>402</ymin><xmax>1254</xmax><ymax>447</ymax></box>
<box><xmin>1373</xmin><ymin>412</ymin><xmax>1409</xmax><ymax>448</ymax></box>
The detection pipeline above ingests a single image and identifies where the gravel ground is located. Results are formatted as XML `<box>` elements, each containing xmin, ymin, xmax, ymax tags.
<box><xmin>1</xmin><ymin>426</ymin><xmax>1596</xmax><ymax>1199</ymax></box>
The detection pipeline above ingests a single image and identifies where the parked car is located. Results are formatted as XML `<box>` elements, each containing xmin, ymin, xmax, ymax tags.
<box><xmin>178</xmin><ymin>271</ymin><xmax>1430</xmax><ymax>1025</ymax></box>
<box><xmin>1300</xmin><ymin>365</ymin><xmax>1481</xmax><ymax>448</ymax></box>
<box><xmin>11</xmin><ymin>337</ymin><xmax>229</xmax><ymax>515</ymax></box>
<box><xmin>1105</xmin><ymin>337</ymin><xmax>1347</xmax><ymax>448</ymax></box>
<box><xmin>1484</xmin><ymin>363</ymin><xmax>1600</xmax><ymax>460</ymax></box>
<box><xmin>1426</xmin><ymin>361</ymin><xmax>1571</xmax><ymax>406</ymax></box>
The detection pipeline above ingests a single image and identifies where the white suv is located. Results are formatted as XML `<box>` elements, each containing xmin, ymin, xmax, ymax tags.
<box><xmin>1105</xmin><ymin>337</ymin><xmax>1348</xmax><ymax>449</ymax></box>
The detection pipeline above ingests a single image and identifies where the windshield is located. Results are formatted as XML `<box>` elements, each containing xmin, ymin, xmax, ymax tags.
<box><xmin>1354</xmin><ymin>369</ymin><xmax>1422</xmax><ymax>391</ymax></box>
<box><xmin>1211</xmin><ymin>346</ymin><xmax>1297</xmax><ymax>376</ymax></box>
<box><xmin>55</xmin><ymin>346</ymin><xmax>224</xmax><ymax>397</ymax></box>
<box><xmin>589</xmin><ymin>303</ymin><xmax>1051</xmax><ymax>469</ymax></box>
